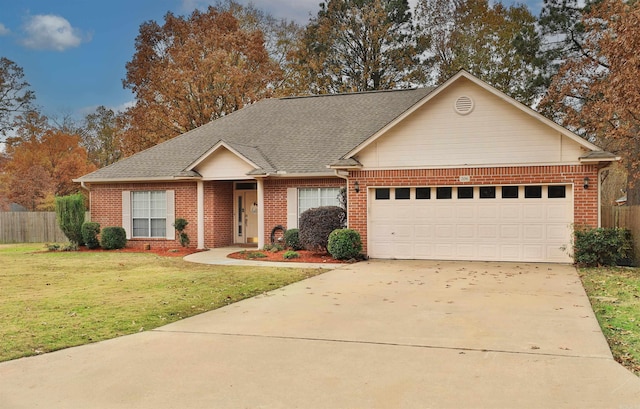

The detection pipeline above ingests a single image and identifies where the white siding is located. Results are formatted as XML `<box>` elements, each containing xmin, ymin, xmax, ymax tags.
<box><xmin>194</xmin><ymin>147</ymin><xmax>254</xmax><ymax>179</ymax></box>
<box><xmin>356</xmin><ymin>78</ymin><xmax>586</xmax><ymax>168</ymax></box>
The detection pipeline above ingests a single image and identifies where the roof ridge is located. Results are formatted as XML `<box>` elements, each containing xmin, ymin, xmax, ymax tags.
<box><xmin>279</xmin><ymin>87</ymin><xmax>426</xmax><ymax>100</ymax></box>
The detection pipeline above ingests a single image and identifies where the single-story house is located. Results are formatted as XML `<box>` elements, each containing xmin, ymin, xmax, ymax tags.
<box><xmin>76</xmin><ymin>71</ymin><xmax>618</xmax><ymax>263</ymax></box>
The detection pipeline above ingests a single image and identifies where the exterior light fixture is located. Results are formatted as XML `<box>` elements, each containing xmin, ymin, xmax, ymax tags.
<box><xmin>583</xmin><ymin>177</ymin><xmax>590</xmax><ymax>189</ymax></box>
<box><xmin>354</xmin><ymin>181</ymin><xmax>360</xmax><ymax>193</ymax></box>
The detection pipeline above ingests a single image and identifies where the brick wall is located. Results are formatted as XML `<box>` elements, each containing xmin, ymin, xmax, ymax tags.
<box><xmin>90</xmin><ymin>182</ymin><xmax>198</xmax><ymax>250</ymax></box>
<box><xmin>347</xmin><ymin>165</ymin><xmax>600</xmax><ymax>254</ymax></box>
<box><xmin>263</xmin><ymin>178</ymin><xmax>345</xmax><ymax>244</ymax></box>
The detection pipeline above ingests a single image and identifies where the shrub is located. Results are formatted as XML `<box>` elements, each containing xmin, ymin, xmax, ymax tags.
<box><xmin>46</xmin><ymin>243</ymin><xmax>60</xmax><ymax>251</ymax></box>
<box><xmin>55</xmin><ymin>194</ymin><xmax>86</xmax><ymax>246</ymax></box>
<box><xmin>284</xmin><ymin>228</ymin><xmax>303</xmax><ymax>250</ymax></box>
<box><xmin>328</xmin><ymin>228</ymin><xmax>362</xmax><ymax>260</ymax></box>
<box><xmin>100</xmin><ymin>227</ymin><xmax>127</xmax><ymax>250</ymax></box>
<box><xmin>173</xmin><ymin>218</ymin><xmax>190</xmax><ymax>247</ymax></box>
<box><xmin>81</xmin><ymin>222</ymin><xmax>101</xmax><ymax>249</ymax></box>
<box><xmin>283</xmin><ymin>250</ymin><xmax>299</xmax><ymax>260</ymax></box>
<box><xmin>574</xmin><ymin>227</ymin><xmax>634</xmax><ymax>267</ymax></box>
<box><xmin>264</xmin><ymin>243</ymin><xmax>284</xmax><ymax>252</ymax></box>
<box><xmin>299</xmin><ymin>206</ymin><xmax>347</xmax><ymax>252</ymax></box>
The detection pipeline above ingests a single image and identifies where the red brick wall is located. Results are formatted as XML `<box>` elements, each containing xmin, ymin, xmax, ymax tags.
<box><xmin>89</xmin><ymin>182</ymin><xmax>198</xmax><ymax>250</ymax></box>
<box><xmin>263</xmin><ymin>178</ymin><xmax>345</xmax><ymax>244</ymax></box>
<box><xmin>207</xmin><ymin>181</ymin><xmax>233</xmax><ymax>248</ymax></box>
<box><xmin>347</xmin><ymin>165</ymin><xmax>600</xmax><ymax>254</ymax></box>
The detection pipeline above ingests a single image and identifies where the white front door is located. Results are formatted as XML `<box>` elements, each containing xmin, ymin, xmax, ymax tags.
<box><xmin>235</xmin><ymin>186</ymin><xmax>258</xmax><ymax>244</ymax></box>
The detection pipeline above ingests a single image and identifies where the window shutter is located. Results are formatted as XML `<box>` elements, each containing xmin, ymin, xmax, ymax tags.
<box><xmin>166</xmin><ymin>190</ymin><xmax>175</xmax><ymax>240</ymax></box>
<box><xmin>287</xmin><ymin>188</ymin><xmax>298</xmax><ymax>229</ymax></box>
<box><xmin>122</xmin><ymin>191</ymin><xmax>131</xmax><ymax>239</ymax></box>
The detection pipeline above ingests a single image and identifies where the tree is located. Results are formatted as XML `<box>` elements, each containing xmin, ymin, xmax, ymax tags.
<box><xmin>121</xmin><ymin>6</ymin><xmax>281</xmax><ymax>155</ymax></box>
<box><xmin>1</xmin><ymin>128</ymin><xmax>96</xmax><ymax>210</ymax></box>
<box><xmin>0</xmin><ymin>57</ymin><xmax>35</xmax><ymax>137</ymax></box>
<box><xmin>540</xmin><ymin>0</ymin><xmax>640</xmax><ymax>204</ymax></box>
<box><xmin>415</xmin><ymin>0</ymin><xmax>544</xmax><ymax>105</ymax></box>
<box><xmin>285</xmin><ymin>0</ymin><xmax>424</xmax><ymax>94</ymax></box>
<box><xmin>83</xmin><ymin>106</ymin><xmax>123</xmax><ymax>167</ymax></box>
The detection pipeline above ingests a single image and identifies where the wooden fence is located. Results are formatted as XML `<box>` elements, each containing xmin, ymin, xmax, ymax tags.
<box><xmin>0</xmin><ymin>212</ymin><xmax>68</xmax><ymax>243</ymax></box>
<box><xmin>601</xmin><ymin>206</ymin><xmax>640</xmax><ymax>264</ymax></box>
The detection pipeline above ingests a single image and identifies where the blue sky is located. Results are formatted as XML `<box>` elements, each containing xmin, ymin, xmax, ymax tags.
<box><xmin>0</xmin><ymin>0</ymin><xmax>543</xmax><ymax>121</ymax></box>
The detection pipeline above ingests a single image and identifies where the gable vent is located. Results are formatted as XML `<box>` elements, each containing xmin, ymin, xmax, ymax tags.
<box><xmin>454</xmin><ymin>95</ymin><xmax>474</xmax><ymax>115</ymax></box>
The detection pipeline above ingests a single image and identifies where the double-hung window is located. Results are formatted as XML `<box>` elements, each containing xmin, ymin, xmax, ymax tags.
<box><xmin>132</xmin><ymin>191</ymin><xmax>167</xmax><ymax>238</ymax></box>
<box><xmin>298</xmin><ymin>187</ymin><xmax>341</xmax><ymax>219</ymax></box>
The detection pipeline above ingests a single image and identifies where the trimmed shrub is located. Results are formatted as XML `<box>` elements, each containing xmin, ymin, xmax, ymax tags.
<box><xmin>81</xmin><ymin>222</ymin><xmax>101</xmax><ymax>249</ymax></box>
<box><xmin>173</xmin><ymin>218</ymin><xmax>190</xmax><ymax>247</ymax></box>
<box><xmin>574</xmin><ymin>227</ymin><xmax>634</xmax><ymax>267</ymax></box>
<box><xmin>299</xmin><ymin>206</ymin><xmax>347</xmax><ymax>252</ymax></box>
<box><xmin>328</xmin><ymin>228</ymin><xmax>362</xmax><ymax>260</ymax></box>
<box><xmin>283</xmin><ymin>250</ymin><xmax>300</xmax><ymax>259</ymax></box>
<box><xmin>284</xmin><ymin>228</ymin><xmax>303</xmax><ymax>250</ymax></box>
<box><xmin>100</xmin><ymin>227</ymin><xmax>127</xmax><ymax>250</ymax></box>
<box><xmin>55</xmin><ymin>194</ymin><xmax>86</xmax><ymax>246</ymax></box>
<box><xmin>264</xmin><ymin>243</ymin><xmax>284</xmax><ymax>252</ymax></box>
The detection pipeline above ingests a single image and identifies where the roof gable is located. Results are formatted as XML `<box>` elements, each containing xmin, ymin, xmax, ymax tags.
<box><xmin>189</xmin><ymin>142</ymin><xmax>259</xmax><ymax>179</ymax></box>
<box><xmin>353</xmin><ymin>75</ymin><xmax>595</xmax><ymax>168</ymax></box>
<box><xmin>345</xmin><ymin>70</ymin><xmax>603</xmax><ymax>162</ymax></box>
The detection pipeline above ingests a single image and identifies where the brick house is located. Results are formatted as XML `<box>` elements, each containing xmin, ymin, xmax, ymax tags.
<box><xmin>76</xmin><ymin>71</ymin><xmax>617</xmax><ymax>263</ymax></box>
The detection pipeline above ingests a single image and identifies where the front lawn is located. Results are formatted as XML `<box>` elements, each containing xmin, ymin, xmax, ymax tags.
<box><xmin>579</xmin><ymin>266</ymin><xmax>640</xmax><ymax>375</ymax></box>
<box><xmin>0</xmin><ymin>243</ymin><xmax>326</xmax><ymax>362</ymax></box>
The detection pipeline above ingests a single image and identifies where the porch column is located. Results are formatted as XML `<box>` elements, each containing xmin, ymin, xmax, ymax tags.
<box><xmin>197</xmin><ymin>180</ymin><xmax>205</xmax><ymax>249</ymax></box>
<box><xmin>257</xmin><ymin>178</ymin><xmax>265</xmax><ymax>249</ymax></box>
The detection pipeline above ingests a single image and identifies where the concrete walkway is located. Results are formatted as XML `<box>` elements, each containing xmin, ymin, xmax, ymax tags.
<box><xmin>184</xmin><ymin>246</ymin><xmax>345</xmax><ymax>269</ymax></box>
<box><xmin>1</xmin><ymin>259</ymin><xmax>640</xmax><ymax>408</ymax></box>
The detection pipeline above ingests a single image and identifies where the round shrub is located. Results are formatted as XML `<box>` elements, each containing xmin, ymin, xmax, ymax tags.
<box><xmin>299</xmin><ymin>206</ymin><xmax>347</xmax><ymax>252</ymax></box>
<box><xmin>284</xmin><ymin>228</ymin><xmax>303</xmax><ymax>250</ymax></box>
<box><xmin>328</xmin><ymin>228</ymin><xmax>362</xmax><ymax>260</ymax></box>
<box><xmin>100</xmin><ymin>227</ymin><xmax>127</xmax><ymax>250</ymax></box>
<box><xmin>81</xmin><ymin>222</ymin><xmax>101</xmax><ymax>249</ymax></box>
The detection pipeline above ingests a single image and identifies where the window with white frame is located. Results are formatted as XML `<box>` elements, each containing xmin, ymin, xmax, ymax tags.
<box><xmin>298</xmin><ymin>187</ymin><xmax>342</xmax><ymax>218</ymax></box>
<box><xmin>132</xmin><ymin>191</ymin><xmax>167</xmax><ymax>238</ymax></box>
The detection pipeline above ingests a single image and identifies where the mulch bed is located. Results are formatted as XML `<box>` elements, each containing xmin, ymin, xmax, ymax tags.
<box><xmin>227</xmin><ymin>249</ymin><xmax>347</xmax><ymax>263</ymax></box>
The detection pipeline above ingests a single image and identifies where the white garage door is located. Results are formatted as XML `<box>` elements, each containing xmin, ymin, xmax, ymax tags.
<box><xmin>368</xmin><ymin>185</ymin><xmax>573</xmax><ymax>263</ymax></box>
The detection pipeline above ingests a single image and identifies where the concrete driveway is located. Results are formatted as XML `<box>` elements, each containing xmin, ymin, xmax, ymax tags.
<box><xmin>1</xmin><ymin>259</ymin><xmax>640</xmax><ymax>408</ymax></box>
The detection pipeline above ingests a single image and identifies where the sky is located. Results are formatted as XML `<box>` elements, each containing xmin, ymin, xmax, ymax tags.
<box><xmin>0</xmin><ymin>0</ymin><xmax>543</xmax><ymax>122</ymax></box>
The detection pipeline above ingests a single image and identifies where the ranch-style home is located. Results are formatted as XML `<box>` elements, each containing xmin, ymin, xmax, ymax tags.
<box><xmin>76</xmin><ymin>70</ymin><xmax>618</xmax><ymax>263</ymax></box>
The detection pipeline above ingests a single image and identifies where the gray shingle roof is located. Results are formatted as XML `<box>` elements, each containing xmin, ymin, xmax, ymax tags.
<box><xmin>78</xmin><ymin>87</ymin><xmax>434</xmax><ymax>182</ymax></box>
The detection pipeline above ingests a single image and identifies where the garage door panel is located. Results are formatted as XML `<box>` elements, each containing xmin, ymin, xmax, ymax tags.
<box><xmin>369</xmin><ymin>185</ymin><xmax>573</xmax><ymax>263</ymax></box>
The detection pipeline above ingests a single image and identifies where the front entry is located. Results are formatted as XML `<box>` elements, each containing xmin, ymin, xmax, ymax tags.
<box><xmin>234</xmin><ymin>183</ymin><xmax>258</xmax><ymax>244</ymax></box>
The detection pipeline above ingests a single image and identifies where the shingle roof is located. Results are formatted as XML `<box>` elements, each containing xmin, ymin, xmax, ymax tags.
<box><xmin>78</xmin><ymin>87</ymin><xmax>434</xmax><ymax>182</ymax></box>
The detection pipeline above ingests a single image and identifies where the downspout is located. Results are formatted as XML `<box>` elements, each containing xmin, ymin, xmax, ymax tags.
<box><xmin>197</xmin><ymin>181</ymin><xmax>205</xmax><ymax>249</ymax></box>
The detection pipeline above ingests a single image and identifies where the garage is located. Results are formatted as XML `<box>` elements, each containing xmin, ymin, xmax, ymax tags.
<box><xmin>368</xmin><ymin>185</ymin><xmax>573</xmax><ymax>263</ymax></box>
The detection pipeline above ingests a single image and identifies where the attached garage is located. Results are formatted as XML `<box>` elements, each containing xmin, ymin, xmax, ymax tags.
<box><xmin>368</xmin><ymin>185</ymin><xmax>573</xmax><ymax>263</ymax></box>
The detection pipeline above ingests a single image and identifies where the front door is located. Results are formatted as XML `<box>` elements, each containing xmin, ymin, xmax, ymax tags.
<box><xmin>235</xmin><ymin>185</ymin><xmax>258</xmax><ymax>244</ymax></box>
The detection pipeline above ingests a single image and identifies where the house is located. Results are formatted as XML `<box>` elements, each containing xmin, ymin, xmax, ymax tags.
<box><xmin>76</xmin><ymin>71</ymin><xmax>618</xmax><ymax>263</ymax></box>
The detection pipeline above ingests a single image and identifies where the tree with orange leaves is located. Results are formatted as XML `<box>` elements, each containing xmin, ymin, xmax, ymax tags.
<box><xmin>1</xmin><ymin>123</ymin><xmax>96</xmax><ymax>210</ymax></box>
<box><xmin>121</xmin><ymin>6</ymin><xmax>281</xmax><ymax>156</ymax></box>
<box><xmin>541</xmin><ymin>0</ymin><xmax>640</xmax><ymax>205</ymax></box>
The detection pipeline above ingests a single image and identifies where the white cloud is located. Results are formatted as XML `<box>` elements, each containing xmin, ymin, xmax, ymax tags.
<box><xmin>0</xmin><ymin>23</ymin><xmax>10</xmax><ymax>36</ymax></box>
<box><xmin>21</xmin><ymin>14</ymin><xmax>88</xmax><ymax>51</ymax></box>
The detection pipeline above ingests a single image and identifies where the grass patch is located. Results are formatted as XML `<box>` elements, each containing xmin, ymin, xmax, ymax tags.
<box><xmin>0</xmin><ymin>244</ymin><xmax>327</xmax><ymax>362</ymax></box>
<box><xmin>579</xmin><ymin>266</ymin><xmax>640</xmax><ymax>375</ymax></box>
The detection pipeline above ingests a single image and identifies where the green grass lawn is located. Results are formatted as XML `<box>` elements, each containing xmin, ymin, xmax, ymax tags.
<box><xmin>0</xmin><ymin>243</ymin><xmax>327</xmax><ymax>362</ymax></box>
<box><xmin>579</xmin><ymin>266</ymin><xmax>640</xmax><ymax>375</ymax></box>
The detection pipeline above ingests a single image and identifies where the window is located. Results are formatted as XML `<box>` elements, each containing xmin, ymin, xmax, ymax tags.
<box><xmin>457</xmin><ymin>187</ymin><xmax>474</xmax><ymax>199</ymax></box>
<box><xmin>525</xmin><ymin>186</ymin><xmax>542</xmax><ymax>198</ymax></box>
<box><xmin>502</xmin><ymin>186</ymin><xmax>519</xmax><ymax>198</ymax></box>
<box><xmin>395</xmin><ymin>188</ymin><xmax>410</xmax><ymax>200</ymax></box>
<box><xmin>479</xmin><ymin>186</ymin><xmax>496</xmax><ymax>199</ymax></box>
<box><xmin>548</xmin><ymin>185</ymin><xmax>566</xmax><ymax>198</ymax></box>
<box><xmin>298</xmin><ymin>187</ymin><xmax>341</xmax><ymax>216</ymax></box>
<box><xmin>416</xmin><ymin>187</ymin><xmax>431</xmax><ymax>200</ymax></box>
<box><xmin>436</xmin><ymin>187</ymin><xmax>452</xmax><ymax>199</ymax></box>
<box><xmin>375</xmin><ymin>188</ymin><xmax>390</xmax><ymax>200</ymax></box>
<box><xmin>132</xmin><ymin>191</ymin><xmax>167</xmax><ymax>238</ymax></box>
